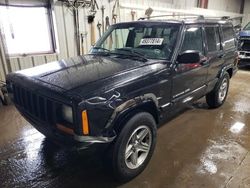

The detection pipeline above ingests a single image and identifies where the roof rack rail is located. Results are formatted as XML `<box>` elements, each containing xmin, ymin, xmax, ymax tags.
<box><xmin>138</xmin><ymin>14</ymin><xmax>231</xmax><ymax>21</ymax></box>
<box><xmin>138</xmin><ymin>14</ymin><xmax>202</xmax><ymax>20</ymax></box>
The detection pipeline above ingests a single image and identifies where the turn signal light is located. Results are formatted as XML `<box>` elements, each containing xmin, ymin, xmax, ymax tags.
<box><xmin>82</xmin><ymin>110</ymin><xmax>89</xmax><ymax>135</ymax></box>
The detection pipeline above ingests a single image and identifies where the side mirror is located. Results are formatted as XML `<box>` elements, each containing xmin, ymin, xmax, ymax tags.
<box><xmin>177</xmin><ymin>50</ymin><xmax>200</xmax><ymax>64</ymax></box>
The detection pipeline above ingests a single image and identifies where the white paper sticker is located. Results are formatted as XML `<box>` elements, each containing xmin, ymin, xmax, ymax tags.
<box><xmin>139</xmin><ymin>38</ymin><xmax>164</xmax><ymax>45</ymax></box>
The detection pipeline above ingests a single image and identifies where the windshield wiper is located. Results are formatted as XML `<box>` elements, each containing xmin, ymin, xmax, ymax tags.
<box><xmin>113</xmin><ymin>48</ymin><xmax>148</xmax><ymax>62</ymax></box>
<box><xmin>92</xmin><ymin>46</ymin><xmax>110</xmax><ymax>52</ymax></box>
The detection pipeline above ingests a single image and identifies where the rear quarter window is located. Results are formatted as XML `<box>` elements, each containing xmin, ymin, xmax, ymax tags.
<box><xmin>222</xmin><ymin>26</ymin><xmax>236</xmax><ymax>50</ymax></box>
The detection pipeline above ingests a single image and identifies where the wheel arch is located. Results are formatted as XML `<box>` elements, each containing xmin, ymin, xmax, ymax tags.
<box><xmin>106</xmin><ymin>94</ymin><xmax>160</xmax><ymax>134</ymax></box>
<box><xmin>219</xmin><ymin>65</ymin><xmax>233</xmax><ymax>79</ymax></box>
<box><xmin>226</xmin><ymin>67</ymin><xmax>233</xmax><ymax>78</ymax></box>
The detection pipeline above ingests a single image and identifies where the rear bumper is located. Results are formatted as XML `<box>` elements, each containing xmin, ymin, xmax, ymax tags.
<box><xmin>16</xmin><ymin>104</ymin><xmax>115</xmax><ymax>150</ymax></box>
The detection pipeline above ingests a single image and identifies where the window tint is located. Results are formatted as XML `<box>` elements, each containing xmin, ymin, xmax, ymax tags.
<box><xmin>181</xmin><ymin>27</ymin><xmax>203</xmax><ymax>54</ymax></box>
<box><xmin>205</xmin><ymin>26</ymin><xmax>221</xmax><ymax>52</ymax></box>
<box><xmin>222</xmin><ymin>26</ymin><xmax>235</xmax><ymax>50</ymax></box>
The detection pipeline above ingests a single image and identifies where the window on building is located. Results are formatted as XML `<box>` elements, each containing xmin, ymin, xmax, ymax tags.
<box><xmin>0</xmin><ymin>4</ymin><xmax>56</xmax><ymax>56</ymax></box>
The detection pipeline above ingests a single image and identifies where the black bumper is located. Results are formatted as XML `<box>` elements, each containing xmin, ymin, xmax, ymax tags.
<box><xmin>16</xmin><ymin>105</ymin><xmax>113</xmax><ymax>151</ymax></box>
<box><xmin>238</xmin><ymin>59</ymin><xmax>250</xmax><ymax>67</ymax></box>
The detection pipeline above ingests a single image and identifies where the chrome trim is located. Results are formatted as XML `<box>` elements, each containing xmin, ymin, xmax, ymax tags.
<box><xmin>161</xmin><ymin>102</ymin><xmax>170</xmax><ymax>108</ymax></box>
<box><xmin>183</xmin><ymin>96</ymin><xmax>193</xmax><ymax>103</ymax></box>
<box><xmin>192</xmin><ymin>85</ymin><xmax>206</xmax><ymax>93</ymax></box>
<box><xmin>74</xmin><ymin>134</ymin><xmax>116</xmax><ymax>143</ymax></box>
<box><xmin>173</xmin><ymin>88</ymin><xmax>191</xmax><ymax>98</ymax></box>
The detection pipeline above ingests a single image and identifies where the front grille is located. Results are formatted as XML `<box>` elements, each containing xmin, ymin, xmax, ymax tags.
<box><xmin>12</xmin><ymin>84</ymin><xmax>55</xmax><ymax>123</ymax></box>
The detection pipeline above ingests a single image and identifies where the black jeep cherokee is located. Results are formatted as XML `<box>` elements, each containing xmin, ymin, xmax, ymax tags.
<box><xmin>6</xmin><ymin>16</ymin><xmax>237</xmax><ymax>181</ymax></box>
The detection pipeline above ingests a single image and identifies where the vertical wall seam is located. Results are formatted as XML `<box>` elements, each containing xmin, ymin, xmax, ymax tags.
<box><xmin>44</xmin><ymin>56</ymin><xmax>48</xmax><ymax>63</ymax></box>
<box><xmin>17</xmin><ymin>58</ymin><xmax>21</xmax><ymax>70</ymax></box>
<box><xmin>31</xmin><ymin>56</ymin><xmax>35</xmax><ymax>67</ymax></box>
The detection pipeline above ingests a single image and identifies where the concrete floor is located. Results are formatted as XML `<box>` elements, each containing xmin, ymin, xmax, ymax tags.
<box><xmin>1</xmin><ymin>69</ymin><xmax>250</xmax><ymax>188</ymax></box>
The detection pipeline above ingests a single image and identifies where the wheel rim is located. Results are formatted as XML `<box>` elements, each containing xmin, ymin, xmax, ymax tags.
<box><xmin>124</xmin><ymin>125</ymin><xmax>152</xmax><ymax>169</ymax></box>
<box><xmin>218</xmin><ymin>78</ymin><xmax>228</xmax><ymax>102</ymax></box>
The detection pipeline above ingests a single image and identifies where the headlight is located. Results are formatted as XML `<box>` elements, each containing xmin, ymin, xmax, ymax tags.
<box><xmin>62</xmin><ymin>105</ymin><xmax>73</xmax><ymax>123</ymax></box>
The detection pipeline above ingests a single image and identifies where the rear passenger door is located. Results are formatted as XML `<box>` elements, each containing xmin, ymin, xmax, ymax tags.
<box><xmin>172</xmin><ymin>25</ymin><xmax>209</xmax><ymax>103</ymax></box>
<box><xmin>204</xmin><ymin>25</ymin><xmax>224</xmax><ymax>84</ymax></box>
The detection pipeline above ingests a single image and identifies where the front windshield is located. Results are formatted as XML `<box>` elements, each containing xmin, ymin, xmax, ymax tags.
<box><xmin>244</xmin><ymin>22</ymin><xmax>250</xmax><ymax>30</ymax></box>
<box><xmin>92</xmin><ymin>23</ymin><xmax>180</xmax><ymax>60</ymax></box>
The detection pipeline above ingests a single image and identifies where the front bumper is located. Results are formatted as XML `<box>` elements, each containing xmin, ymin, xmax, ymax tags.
<box><xmin>17</xmin><ymin>104</ymin><xmax>115</xmax><ymax>150</ymax></box>
<box><xmin>238</xmin><ymin>51</ymin><xmax>250</xmax><ymax>60</ymax></box>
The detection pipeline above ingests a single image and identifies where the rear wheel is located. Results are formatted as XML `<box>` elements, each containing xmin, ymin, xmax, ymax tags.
<box><xmin>111</xmin><ymin>112</ymin><xmax>157</xmax><ymax>182</ymax></box>
<box><xmin>206</xmin><ymin>72</ymin><xmax>230</xmax><ymax>108</ymax></box>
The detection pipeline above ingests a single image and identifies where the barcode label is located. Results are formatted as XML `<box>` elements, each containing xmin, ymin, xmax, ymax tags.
<box><xmin>139</xmin><ymin>38</ymin><xmax>164</xmax><ymax>45</ymax></box>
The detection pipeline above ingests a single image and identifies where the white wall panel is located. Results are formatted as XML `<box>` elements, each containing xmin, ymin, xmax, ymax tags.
<box><xmin>208</xmin><ymin>0</ymin><xmax>241</xmax><ymax>13</ymax></box>
<box><xmin>243</xmin><ymin>0</ymin><xmax>250</xmax><ymax>27</ymax></box>
<box><xmin>45</xmin><ymin>54</ymin><xmax>58</xmax><ymax>63</ymax></box>
<box><xmin>9</xmin><ymin>58</ymin><xmax>19</xmax><ymax>72</ymax></box>
<box><xmin>0</xmin><ymin>61</ymin><xmax>5</xmax><ymax>81</ymax></box>
<box><xmin>62</xmin><ymin>5</ymin><xmax>77</xmax><ymax>57</ymax></box>
<box><xmin>54</xmin><ymin>3</ymin><xmax>70</xmax><ymax>59</ymax></box>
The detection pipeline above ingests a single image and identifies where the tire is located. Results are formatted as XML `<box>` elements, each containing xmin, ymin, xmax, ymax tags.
<box><xmin>111</xmin><ymin>112</ymin><xmax>157</xmax><ymax>182</ymax></box>
<box><xmin>206</xmin><ymin>72</ymin><xmax>230</xmax><ymax>108</ymax></box>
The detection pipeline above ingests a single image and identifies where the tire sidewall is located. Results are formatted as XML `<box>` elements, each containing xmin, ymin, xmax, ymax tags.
<box><xmin>215</xmin><ymin>73</ymin><xmax>230</xmax><ymax>105</ymax></box>
<box><xmin>112</xmin><ymin>112</ymin><xmax>157</xmax><ymax>182</ymax></box>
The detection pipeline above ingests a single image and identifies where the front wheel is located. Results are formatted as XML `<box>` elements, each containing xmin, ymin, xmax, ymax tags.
<box><xmin>206</xmin><ymin>72</ymin><xmax>230</xmax><ymax>108</ymax></box>
<box><xmin>111</xmin><ymin>112</ymin><xmax>157</xmax><ymax>182</ymax></box>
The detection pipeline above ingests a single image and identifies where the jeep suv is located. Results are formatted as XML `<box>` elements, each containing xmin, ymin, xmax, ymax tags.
<box><xmin>6</xmin><ymin>16</ymin><xmax>237</xmax><ymax>181</ymax></box>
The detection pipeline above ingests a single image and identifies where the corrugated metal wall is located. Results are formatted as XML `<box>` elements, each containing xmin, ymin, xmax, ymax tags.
<box><xmin>0</xmin><ymin>0</ymin><xmax>245</xmax><ymax>82</ymax></box>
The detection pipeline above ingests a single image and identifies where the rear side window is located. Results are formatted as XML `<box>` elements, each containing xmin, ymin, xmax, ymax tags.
<box><xmin>222</xmin><ymin>26</ymin><xmax>235</xmax><ymax>50</ymax></box>
<box><xmin>205</xmin><ymin>26</ymin><xmax>221</xmax><ymax>52</ymax></box>
<box><xmin>181</xmin><ymin>27</ymin><xmax>204</xmax><ymax>54</ymax></box>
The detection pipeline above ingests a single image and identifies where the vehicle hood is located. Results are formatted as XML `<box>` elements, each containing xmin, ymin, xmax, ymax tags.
<box><xmin>13</xmin><ymin>55</ymin><xmax>158</xmax><ymax>97</ymax></box>
<box><xmin>239</xmin><ymin>30</ymin><xmax>250</xmax><ymax>37</ymax></box>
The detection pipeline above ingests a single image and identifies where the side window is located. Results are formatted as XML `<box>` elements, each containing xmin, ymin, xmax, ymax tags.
<box><xmin>181</xmin><ymin>27</ymin><xmax>203</xmax><ymax>54</ymax></box>
<box><xmin>205</xmin><ymin>26</ymin><xmax>221</xmax><ymax>52</ymax></box>
<box><xmin>222</xmin><ymin>26</ymin><xmax>236</xmax><ymax>50</ymax></box>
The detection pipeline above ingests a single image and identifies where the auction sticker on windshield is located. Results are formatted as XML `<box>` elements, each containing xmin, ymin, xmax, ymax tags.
<box><xmin>140</xmin><ymin>38</ymin><xmax>164</xmax><ymax>45</ymax></box>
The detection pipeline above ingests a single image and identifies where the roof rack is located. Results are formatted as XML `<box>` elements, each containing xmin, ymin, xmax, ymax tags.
<box><xmin>138</xmin><ymin>14</ymin><xmax>231</xmax><ymax>21</ymax></box>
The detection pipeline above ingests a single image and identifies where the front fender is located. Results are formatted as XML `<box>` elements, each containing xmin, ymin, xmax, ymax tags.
<box><xmin>104</xmin><ymin>93</ymin><xmax>159</xmax><ymax>130</ymax></box>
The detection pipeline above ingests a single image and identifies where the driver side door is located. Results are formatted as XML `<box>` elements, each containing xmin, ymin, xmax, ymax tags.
<box><xmin>172</xmin><ymin>25</ymin><xmax>209</xmax><ymax>104</ymax></box>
